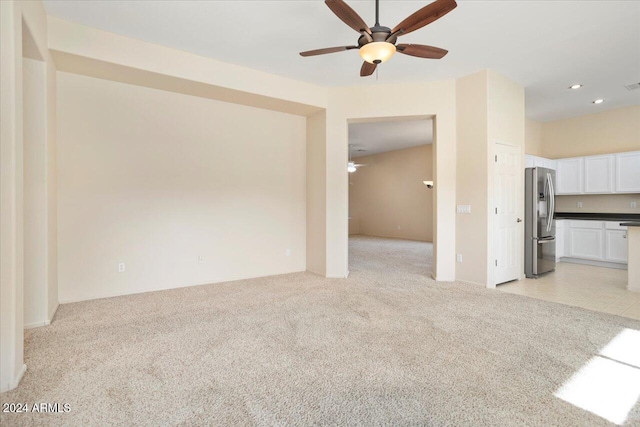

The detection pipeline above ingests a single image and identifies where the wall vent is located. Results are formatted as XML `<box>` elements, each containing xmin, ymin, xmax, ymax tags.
<box><xmin>624</xmin><ymin>82</ymin><xmax>640</xmax><ymax>91</ymax></box>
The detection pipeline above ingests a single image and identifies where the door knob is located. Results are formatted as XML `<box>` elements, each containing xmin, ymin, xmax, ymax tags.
<box><xmin>517</xmin><ymin>218</ymin><xmax>523</xmax><ymax>223</ymax></box>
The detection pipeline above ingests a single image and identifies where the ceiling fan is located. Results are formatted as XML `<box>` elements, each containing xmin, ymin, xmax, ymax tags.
<box><xmin>300</xmin><ymin>0</ymin><xmax>457</xmax><ymax>77</ymax></box>
<box><xmin>348</xmin><ymin>145</ymin><xmax>367</xmax><ymax>173</ymax></box>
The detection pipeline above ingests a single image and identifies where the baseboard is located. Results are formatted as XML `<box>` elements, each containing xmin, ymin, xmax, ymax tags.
<box><xmin>305</xmin><ymin>267</ymin><xmax>326</xmax><ymax>277</ymax></box>
<box><xmin>24</xmin><ymin>320</ymin><xmax>48</xmax><ymax>329</ymax></box>
<box><xmin>432</xmin><ymin>274</ymin><xmax>454</xmax><ymax>282</ymax></box>
<box><xmin>560</xmin><ymin>257</ymin><xmax>627</xmax><ymax>270</ymax></box>
<box><xmin>1</xmin><ymin>364</ymin><xmax>28</xmax><ymax>392</ymax></box>
<box><xmin>457</xmin><ymin>279</ymin><xmax>486</xmax><ymax>287</ymax></box>
<box><xmin>24</xmin><ymin>303</ymin><xmax>59</xmax><ymax>330</ymax></box>
<box><xmin>59</xmin><ymin>269</ymin><xmax>308</xmax><ymax>304</ymax></box>
<box><xmin>350</xmin><ymin>233</ymin><xmax>432</xmax><ymax>243</ymax></box>
<box><xmin>47</xmin><ymin>302</ymin><xmax>59</xmax><ymax>325</ymax></box>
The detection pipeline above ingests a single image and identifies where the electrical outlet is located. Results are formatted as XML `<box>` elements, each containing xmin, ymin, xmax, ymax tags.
<box><xmin>457</xmin><ymin>205</ymin><xmax>471</xmax><ymax>214</ymax></box>
<box><xmin>118</xmin><ymin>262</ymin><xmax>125</xmax><ymax>273</ymax></box>
<box><xmin>285</xmin><ymin>248</ymin><xmax>291</xmax><ymax>257</ymax></box>
<box><xmin>198</xmin><ymin>256</ymin><xmax>204</xmax><ymax>264</ymax></box>
<box><xmin>632</xmin><ymin>201</ymin><xmax>638</xmax><ymax>209</ymax></box>
<box><xmin>397</xmin><ymin>225</ymin><xmax>401</xmax><ymax>230</ymax></box>
<box><xmin>577</xmin><ymin>201</ymin><xmax>583</xmax><ymax>208</ymax></box>
<box><xmin>457</xmin><ymin>254</ymin><xmax>463</xmax><ymax>263</ymax></box>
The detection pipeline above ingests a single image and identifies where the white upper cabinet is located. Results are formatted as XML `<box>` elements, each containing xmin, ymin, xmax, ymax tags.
<box><xmin>525</xmin><ymin>155</ymin><xmax>535</xmax><ymax>168</ymax></box>
<box><xmin>524</xmin><ymin>155</ymin><xmax>556</xmax><ymax>170</ymax></box>
<box><xmin>528</xmin><ymin>151</ymin><xmax>638</xmax><ymax>195</ymax></box>
<box><xmin>556</xmin><ymin>157</ymin><xmax>584</xmax><ymax>195</ymax></box>
<box><xmin>584</xmin><ymin>154</ymin><xmax>615</xmax><ymax>194</ymax></box>
<box><xmin>615</xmin><ymin>151</ymin><xmax>640</xmax><ymax>193</ymax></box>
<box><xmin>544</xmin><ymin>159</ymin><xmax>557</xmax><ymax>170</ymax></box>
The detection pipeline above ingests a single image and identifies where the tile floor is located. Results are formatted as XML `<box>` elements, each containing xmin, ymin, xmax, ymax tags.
<box><xmin>498</xmin><ymin>261</ymin><xmax>640</xmax><ymax>320</ymax></box>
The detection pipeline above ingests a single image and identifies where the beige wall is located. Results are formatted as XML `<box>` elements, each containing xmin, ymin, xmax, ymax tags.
<box><xmin>456</xmin><ymin>71</ymin><xmax>489</xmax><ymax>286</ymax></box>
<box><xmin>349</xmin><ymin>144</ymin><xmax>433</xmax><ymax>242</ymax></box>
<box><xmin>541</xmin><ymin>105</ymin><xmax>640</xmax><ymax>158</ymax></box>
<box><xmin>306</xmin><ymin>111</ymin><xmax>326</xmax><ymax>276</ymax></box>
<box><xmin>525</xmin><ymin>118</ymin><xmax>543</xmax><ymax>156</ymax></box>
<box><xmin>327</xmin><ymin>81</ymin><xmax>457</xmax><ymax>281</ymax></box>
<box><xmin>456</xmin><ymin>70</ymin><xmax>525</xmax><ymax>287</ymax></box>
<box><xmin>57</xmin><ymin>72</ymin><xmax>307</xmax><ymax>303</ymax></box>
<box><xmin>487</xmin><ymin>71</ymin><xmax>525</xmax><ymax>286</ymax></box>
<box><xmin>23</xmin><ymin>58</ymin><xmax>47</xmax><ymax>328</ymax></box>
<box><xmin>1</xmin><ymin>0</ymin><xmax>57</xmax><ymax>392</ymax></box>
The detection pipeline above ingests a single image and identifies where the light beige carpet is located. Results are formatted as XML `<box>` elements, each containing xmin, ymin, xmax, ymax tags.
<box><xmin>2</xmin><ymin>236</ymin><xmax>639</xmax><ymax>426</ymax></box>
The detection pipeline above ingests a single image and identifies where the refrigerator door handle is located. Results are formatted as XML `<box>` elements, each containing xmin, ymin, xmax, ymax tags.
<box><xmin>548</xmin><ymin>172</ymin><xmax>555</xmax><ymax>226</ymax></box>
<box><xmin>545</xmin><ymin>175</ymin><xmax>552</xmax><ymax>233</ymax></box>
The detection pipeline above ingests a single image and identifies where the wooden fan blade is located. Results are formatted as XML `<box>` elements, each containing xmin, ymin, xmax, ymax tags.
<box><xmin>300</xmin><ymin>46</ymin><xmax>358</xmax><ymax>57</ymax></box>
<box><xmin>325</xmin><ymin>0</ymin><xmax>371</xmax><ymax>35</ymax></box>
<box><xmin>360</xmin><ymin>61</ymin><xmax>376</xmax><ymax>77</ymax></box>
<box><xmin>392</xmin><ymin>0</ymin><xmax>457</xmax><ymax>36</ymax></box>
<box><xmin>397</xmin><ymin>44</ymin><xmax>448</xmax><ymax>59</ymax></box>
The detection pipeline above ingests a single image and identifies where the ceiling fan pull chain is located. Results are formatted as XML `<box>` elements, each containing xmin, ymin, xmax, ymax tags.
<box><xmin>376</xmin><ymin>67</ymin><xmax>379</xmax><ymax>81</ymax></box>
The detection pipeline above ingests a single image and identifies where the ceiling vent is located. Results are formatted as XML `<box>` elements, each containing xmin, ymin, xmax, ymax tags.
<box><xmin>624</xmin><ymin>82</ymin><xmax>640</xmax><ymax>91</ymax></box>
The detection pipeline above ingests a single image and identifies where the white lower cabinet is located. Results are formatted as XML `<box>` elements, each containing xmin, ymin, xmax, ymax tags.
<box><xmin>569</xmin><ymin>222</ymin><xmax>604</xmax><ymax>260</ymax></box>
<box><xmin>560</xmin><ymin>220</ymin><xmax>628</xmax><ymax>265</ymax></box>
<box><xmin>604</xmin><ymin>223</ymin><xmax>628</xmax><ymax>263</ymax></box>
<box><xmin>555</xmin><ymin>220</ymin><xmax>566</xmax><ymax>261</ymax></box>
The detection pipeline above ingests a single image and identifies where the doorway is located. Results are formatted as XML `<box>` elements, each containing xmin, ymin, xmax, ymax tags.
<box><xmin>347</xmin><ymin>117</ymin><xmax>435</xmax><ymax>277</ymax></box>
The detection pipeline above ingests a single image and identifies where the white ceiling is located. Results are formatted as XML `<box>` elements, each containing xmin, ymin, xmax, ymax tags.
<box><xmin>349</xmin><ymin>118</ymin><xmax>432</xmax><ymax>158</ymax></box>
<box><xmin>43</xmin><ymin>1</ymin><xmax>640</xmax><ymax>122</ymax></box>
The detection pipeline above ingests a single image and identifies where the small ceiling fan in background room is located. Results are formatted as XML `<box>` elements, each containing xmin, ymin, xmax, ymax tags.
<box><xmin>348</xmin><ymin>145</ymin><xmax>367</xmax><ymax>173</ymax></box>
<box><xmin>300</xmin><ymin>0</ymin><xmax>457</xmax><ymax>77</ymax></box>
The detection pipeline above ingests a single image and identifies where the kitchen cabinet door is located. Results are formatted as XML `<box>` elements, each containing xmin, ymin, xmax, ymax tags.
<box><xmin>556</xmin><ymin>158</ymin><xmax>584</xmax><ymax>195</ymax></box>
<box><xmin>605</xmin><ymin>229</ymin><xmax>628</xmax><ymax>263</ymax></box>
<box><xmin>615</xmin><ymin>151</ymin><xmax>640</xmax><ymax>193</ymax></box>
<box><xmin>569</xmin><ymin>228</ymin><xmax>603</xmax><ymax>260</ymax></box>
<box><xmin>534</xmin><ymin>157</ymin><xmax>546</xmax><ymax>168</ymax></box>
<box><xmin>555</xmin><ymin>220</ymin><xmax>566</xmax><ymax>260</ymax></box>
<box><xmin>584</xmin><ymin>154</ymin><xmax>614</xmax><ymax>194</ymax></box>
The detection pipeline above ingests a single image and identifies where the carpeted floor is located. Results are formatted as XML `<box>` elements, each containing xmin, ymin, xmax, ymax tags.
<box><xmin>2</xmin><ymin>236</ymin><xmax>639</xmax><ymax>426</ymax></box>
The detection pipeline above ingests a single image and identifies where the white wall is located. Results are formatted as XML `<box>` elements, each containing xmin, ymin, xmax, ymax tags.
<box><xmin>57</xmin><ymin>72</ymin><xmax>307</xmax><ymax>303</ymax></box>
<box><xmin>23</xmin><ymin>58</ymin><xmax>48</xmax><ymax>327</ymax></box>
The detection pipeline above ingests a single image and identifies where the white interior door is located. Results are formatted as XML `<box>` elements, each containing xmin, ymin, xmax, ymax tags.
<box><xmin>494</xmin><ymin>143</ymin><xmax>521</xmax><ymax>285</ymax></box>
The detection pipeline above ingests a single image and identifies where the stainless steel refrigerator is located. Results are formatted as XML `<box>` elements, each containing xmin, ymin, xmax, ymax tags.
<box><xmin>525</xmin><ymin>167</ymin><xmax>556</xmax><ymax>278</ymax></box>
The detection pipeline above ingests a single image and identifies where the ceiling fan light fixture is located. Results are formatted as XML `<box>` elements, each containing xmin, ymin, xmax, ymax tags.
<box><xmin>348</xmin><ymin>161</ymin><xmax>358</xmax><ymax>173</ymax></box>
<box><xmin>359</xmin><ymin>42</ymin><xmax>396</xmax><ymax>64</ymax></box>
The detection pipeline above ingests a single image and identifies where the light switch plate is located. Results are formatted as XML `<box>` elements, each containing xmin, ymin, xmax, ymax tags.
<box><xmin>457</xmin><ymin>205</ymin><xmax>471</xmax><ymax>214</ymax></box>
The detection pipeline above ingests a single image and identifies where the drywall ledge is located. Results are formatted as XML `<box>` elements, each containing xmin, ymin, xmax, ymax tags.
<box><xmin>47</xmin><ymin>17</ymin><xmax>327</xmax><ymax>114</ymax></box>
<box><xmin>51</xmin><ymin>51</ymin><xmax>324</xmax><ymax>117</ymax></box>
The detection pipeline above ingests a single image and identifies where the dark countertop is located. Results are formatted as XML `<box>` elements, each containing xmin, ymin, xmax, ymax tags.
<box><xmin>555</xmin><ymin>212</ymin><xmax>640</xmax><ymax>222</ymax></box>
<box><xmin>620</xmin><ymin>222</ymin><xmax>640</xmax><ymax>227</ymax></box>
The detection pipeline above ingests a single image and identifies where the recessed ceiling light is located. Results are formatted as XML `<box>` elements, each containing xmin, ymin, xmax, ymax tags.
<box><xmin>569</xmin><ymin>84</ymin><xmax>583</xmax><ymax>89</ymax></box>
<box><xmin>593</xmin><ymin>99</ymin><xmax>604</xmax><ymax>104</ymax></box>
